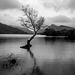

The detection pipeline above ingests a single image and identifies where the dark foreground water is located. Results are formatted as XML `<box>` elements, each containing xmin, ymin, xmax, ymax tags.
<box><xmin>0</xmin><ymin>35</ymin><xmax>75</xmax><ymax>75</ymax></box>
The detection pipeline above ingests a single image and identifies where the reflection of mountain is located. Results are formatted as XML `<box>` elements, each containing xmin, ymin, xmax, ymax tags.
<box><xmin>0</xmin><ymin>23</ymin><xmax>27</xmax><ymax>34</ymax></box>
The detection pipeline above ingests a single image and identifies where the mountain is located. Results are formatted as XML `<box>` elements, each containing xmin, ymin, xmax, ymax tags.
<box><xmin>49</xmin><ymin>24</ymin><xmax>60</xmax><ymax>31</ymax></box>
<box><xmin>59</xmin><ymin>25</ymin><xmax>74</xmax><ymax>30</ymax></box>
<box><xmin>14</xmin><ymin>24</ymin><xmax>75</xmax><ymax>34</ymax></box>
<box><xmin>0</xmin><ymin>23</ymin><xmax>27</xmax><ymax>34</ymax></box>
<box><xmin>0</xmin><ymin>22</ymin><xmax>74</xmax><ymax>34</ymax></box>
<box><xmin>43</xmin><ymin>24</ymin><xmax>75</xmax><ymax>38</ymax></box>
<box><xmin>48</xmin><ymin>24</ymin><xmax>74</xmax><ymax>31</ymax></box>
<box><xmin>38</xmin><ymin>29</ymin><xmax>45</xmax><ymax>34</ymax></box>
<box><xmin>11</xmin><ymin>26</ymin><xmax>33</xmax><ymax>34</ymax></box>
<box><xmin>12</xmin><ymin>26</ymin><xmax>45</xmax><ymax>34</ymax></box>
<box><xmin>0</xmin><ymin>22</ymin><xmax>45</xmax><ymax>34</ymax></box>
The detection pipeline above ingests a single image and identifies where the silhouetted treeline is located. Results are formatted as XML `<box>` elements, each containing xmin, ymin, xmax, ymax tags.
<box><xmin>43</xmin><ymin>28</ymin><xmax>75</xmax><ymax>39</ymax></box>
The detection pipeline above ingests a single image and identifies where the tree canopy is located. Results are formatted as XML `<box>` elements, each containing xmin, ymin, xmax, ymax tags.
<box><xmin>19</xmin><ymin>5</ymin><xmax>45</xmax><ymax>33</ymax></box>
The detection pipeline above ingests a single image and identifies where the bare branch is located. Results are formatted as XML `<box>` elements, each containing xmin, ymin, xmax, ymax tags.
<box><xmin>19</xmin><ymin>5</ymin><xmax>45</xmax><ymax>33</ymax></box>
<box><xmin>19</xmin><ymin>17</ymin><xmax>34</xmax><ymax>31</ymax></box>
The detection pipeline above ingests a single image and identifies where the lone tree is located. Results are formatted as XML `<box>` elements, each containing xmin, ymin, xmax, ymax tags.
<box><xmin>19</xmin><ymin>5</ymin><xmax>45</xmax><ymax>47</ymax></box>
<box><xmin>19</xmin><ymin>5</ymin><xmax>45</xmax><ymax>75</ymax></box>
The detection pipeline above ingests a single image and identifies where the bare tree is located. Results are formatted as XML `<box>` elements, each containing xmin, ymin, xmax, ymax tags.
<box><xmin>19</xmin><ymin>5</ymin><xmax>45</xmax><ymax>46</ymax></box>
<box><xmin>19</xmin><ymin>5</ymin><xmax>45</xmax><ymax>75</ymax></box>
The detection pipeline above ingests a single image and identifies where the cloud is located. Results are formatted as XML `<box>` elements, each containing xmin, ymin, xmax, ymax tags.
<box><xmin>0</xmin><ymin>0</ymin><xmax>75</xmax><ymax>27</ymax></box>
<box><xmin>0</xmin><ymin>0</ymin><xmax>21</xmax><ymax>26</ymax></box>
<box><xmin>0</xmin><ymin>0</ymin><xmax>20</xmax><ymax>9</ymax></box>
<box><xmin>67</xmin><ymin>0</ymin><xmax>75</xmax><ymax>10</ymax></box>
<box><xmin>0</xmin><ymin>9</ymin><xmax>21</xmax><ymax>26</ymax></box>
<box><xmin>51</xmin><ymin>15</ymin><xmax>71</xmax><ymax>23</ymax></box>
<box><xmin>43</xmin><ymin>2</ymin><xmax>56</xmax><ymax>9</ymax></box>
<box><xmin>45</xmin><ymin>15</ymin><xmax>71</xmax><ymax>25</ymax></box>
<box><xmin>41</xmin><ymin>0</ymin><xmax>75</xmax><ymax>11</ymax></box>
<box><xmin>39</xmin><ymin>0</ymin><xmax>65</xmax><ymax>11</ymax></box>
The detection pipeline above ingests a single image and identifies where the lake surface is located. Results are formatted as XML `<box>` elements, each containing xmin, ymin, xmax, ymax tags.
<box><xmin>0</xmin><ymin>34</ymin><xmax>75</xmax><ymax>75</ymax></box>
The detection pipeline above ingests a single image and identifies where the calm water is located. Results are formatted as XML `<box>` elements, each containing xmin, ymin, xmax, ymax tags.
<box><xmin>0</xmin><ymin>35</ymin><xmax>75</xmax><ymax>75</ymax></box>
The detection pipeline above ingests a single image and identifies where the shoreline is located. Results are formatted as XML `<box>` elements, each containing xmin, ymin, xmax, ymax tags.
<box><xmin>0</xmin><ymin>34</ymin><xmax>46</xmax><ymax>38</ymax></box>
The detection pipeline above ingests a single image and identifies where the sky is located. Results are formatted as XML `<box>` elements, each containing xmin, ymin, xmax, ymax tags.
<box><xmin>0</xmin><ymin>0</ymin><xmax>75</xmax><ymax>27</ymax></box>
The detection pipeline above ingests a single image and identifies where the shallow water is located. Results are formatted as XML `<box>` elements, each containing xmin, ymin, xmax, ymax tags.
<box><xmin>0</xmin><ymin>35</ymin><xmax>75</xmax><ymax>75</ymax></box>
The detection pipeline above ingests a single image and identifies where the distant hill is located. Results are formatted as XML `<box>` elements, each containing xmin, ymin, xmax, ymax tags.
<box><xmin>0</xmin><ymin>23</ymin><xmax>27</xmax><ymax>34</ymax></box>
<box><xmin>0</xmin><ymin>22</ymin><xmax>75</xmax><ymax>34</ymax></box>
<box><xmin>0</xmin><ymin>22</ymin><xmax>45</xmax><ymax>34</ymax></box>
<box><xmin>48</xmin><ymin>24</ymin><xmax>74</xmax><ymax>31</ymax></box>
<box><xmin>43</xmin><ymin>24</ymin><xmax>75</xmax><ymax>39</ymax></box>
<box><xmin>11</xmin><ymin>26</ymin><xmax>33</xmax><ymax>34</ymax></box>
<box><xmin>12</xmin><ymin>25</ymin><xmax>45</xmax><ymax>34</ymax></box>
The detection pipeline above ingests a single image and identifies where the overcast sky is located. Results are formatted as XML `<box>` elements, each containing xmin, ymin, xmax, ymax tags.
<box><xmin>0</xmin><ymin>0</ymin><xmax>75</xmax><ymax>27</ymax></box>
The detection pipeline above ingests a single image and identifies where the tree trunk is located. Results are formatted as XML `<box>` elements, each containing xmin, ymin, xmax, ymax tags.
<box><xmin>27</xmin><ymin>32</ymin><xmax>37</xmax><ymax>45</ymax></box>
<box><xmin>21</xmin><ymin>32</ymin><xmax>39</xmax><ymax>75</ymax></box>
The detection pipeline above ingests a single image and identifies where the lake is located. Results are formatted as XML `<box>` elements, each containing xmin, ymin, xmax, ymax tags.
<box><xmin>0</xmin><ymin>34</ymin><xmax>75</xmax><ymax>75</ymax></box>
